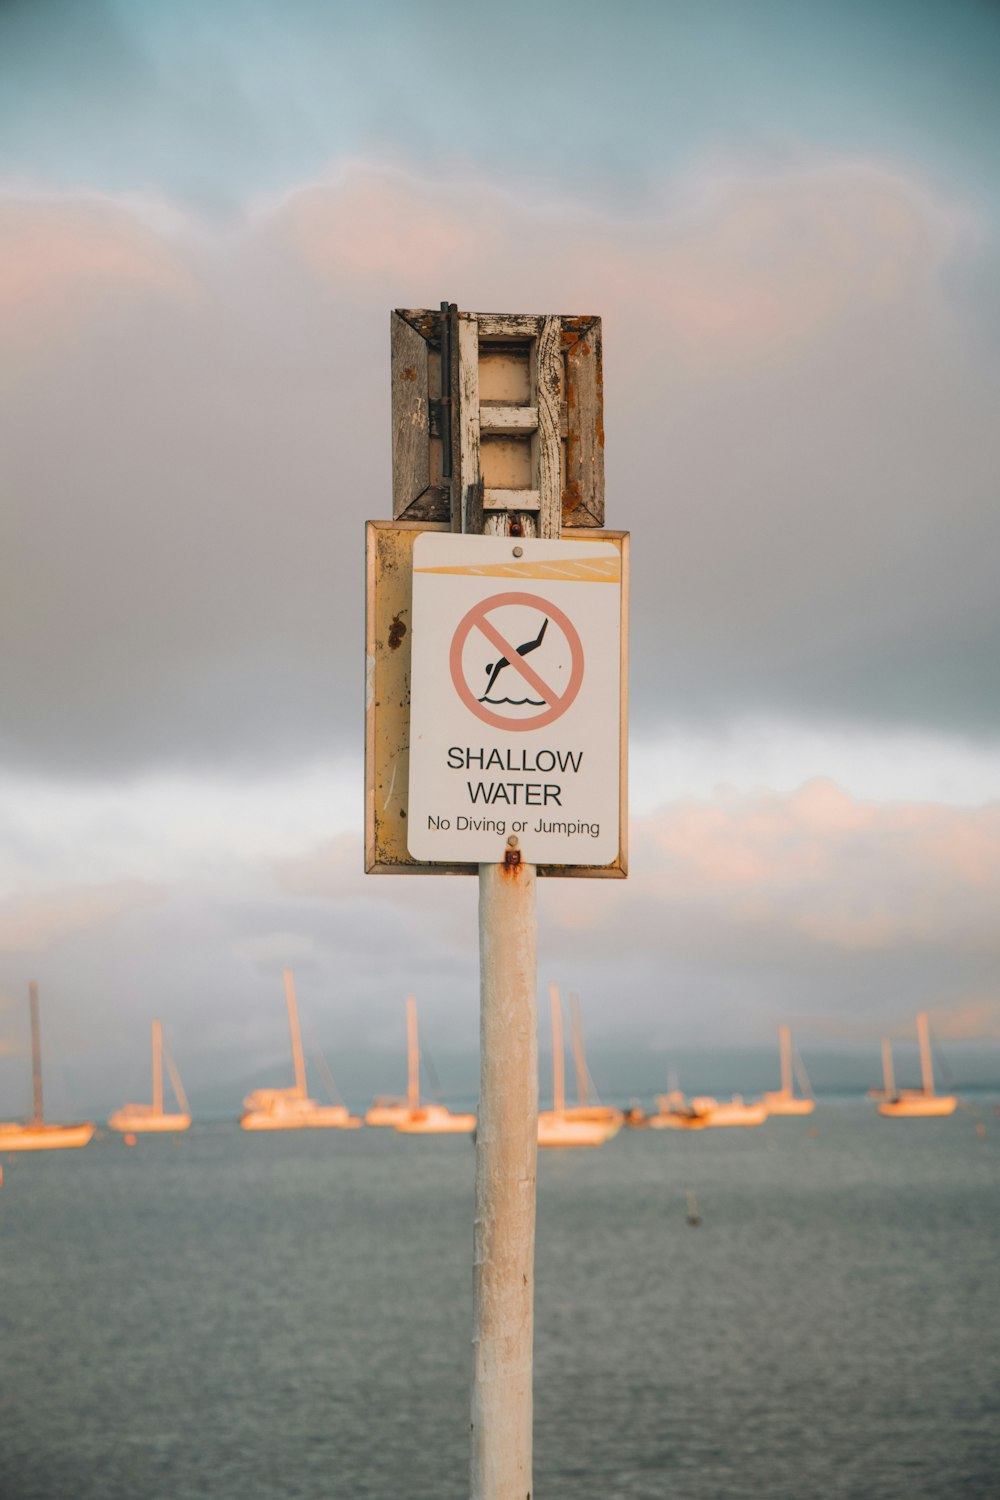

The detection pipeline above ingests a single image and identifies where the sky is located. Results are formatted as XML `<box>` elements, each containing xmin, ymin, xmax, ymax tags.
<box><xmin>2</xmin><ymin>0</ymin><xmax>999</xmax><ymax>1114</ymax></box>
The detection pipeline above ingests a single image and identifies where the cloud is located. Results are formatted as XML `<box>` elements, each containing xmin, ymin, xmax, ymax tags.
<box><xmin>543</xmin><ymin>779</ymin><xmax>1000</xmax><ymax>955</ymax></box>
<box><xmin>0</xmin><ymin>879</ymin><xmax>161</xmax><ymax>954</ymax></box>
<box><xmin>1</xmin><ymin>156</ymin><xmax>998</xmax><ymax>784</ymax></box>
<box><xmin>0</xmin><ymin>194</ymin><xmax>194</xmax><ymax>362</ymax></box>
<box><xmin>271</xmin><ymin>780</ymin><xmax>1000</xmax><ymax>1043</ymax></box>
<box><xmin>2</xmin><ymin>778</ymin><xmax>998</xmax><ymax>1107</ymax></box>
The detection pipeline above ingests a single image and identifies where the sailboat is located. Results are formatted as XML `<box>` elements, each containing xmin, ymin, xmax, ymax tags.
<box><xmin>538</xmin><ymin>984</ymin><xmax>611</xmax><ymax>1147</ymax></box>
<box><xmin>877</xmin><ymin>1013</ymin><xmax>957</xmax><ymax>1118</ymax></box>
<box><xmin>392</xmin><ymin>997</ymin><xmax>476</xmax><ymax>1134</ymax></box>
<box><xmin>647</xmin><ymin>1072</ymin><xmax>768</xmax><ymax>1129</ymax></box>
<box><xmin>760</xmin><ymin>1025</ymin><xmax>815</xmax><ymax>1116</ymax></box>
<box><xmin>108</xmin><ymin>1018</ymin><xmax>191</xmax><ymax>1133</ymax></box>
<box><xmin>240</xmin><ymin>970</ymin><xmax>361</xmax><ymax>1130</ymax></box>
<box><xmin>0</xmin><ymin>982</ymin><xmax>94</xmax><ymax>1150</ymax></box>
<box><xmin>646</xmin><ymin>1088</ymin><xmax>709</xmax><ymax>1129</ymax></box>
<box><xmin>563</xmin><ymin>991</ymin><xmax>622</xmax><ymax>1136</ymax></box>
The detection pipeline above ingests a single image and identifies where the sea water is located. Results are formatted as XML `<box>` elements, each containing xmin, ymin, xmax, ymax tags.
<box><xmin>1</xmin><ymin>1100</ymin><xmax>998</xmax><ymax>1500</ymax></box>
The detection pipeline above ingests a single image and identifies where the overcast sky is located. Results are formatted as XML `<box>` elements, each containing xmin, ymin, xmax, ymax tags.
<box><xmin>2</xmin><ymin>0</ymin><xmax>999</xmax><ymax>1113</ymax></box>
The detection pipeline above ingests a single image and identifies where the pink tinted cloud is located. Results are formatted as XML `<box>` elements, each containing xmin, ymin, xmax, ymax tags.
<box><xmin>1</xmin><ymin>154</ymin><xmax>967</xmax><ymax>387</ymax></box>
<box><xmin>543</xmin><ymin>780</ymin><xmax>1000</xmax><ymax>957</ymax></box>
<box><xmin>0</xmin><ymin>880</ymin><xmax>162</xmax><ymax>954</ymax></box>
<box><xmin>274</xmin><ymin>170</ymin><xmax>484</xmax><ymax>282</ymax></box>
<box><xmin>0</xmin><ymin>196</ymin><xmax>195</xmax><ymax>349</ymax></box>
<box><xmin>265</xmin><ymin>158</ymin><xmax>963</xmax><ymax>368</ymax></box>
<box><xmin>276</xmin><ymin>781</ymin><xmax>1000</xmax><ymax>967</ymax></box>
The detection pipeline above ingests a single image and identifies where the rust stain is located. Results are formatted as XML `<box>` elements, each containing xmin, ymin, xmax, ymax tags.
<box><xmin>387</xmin><ymin>613</ymin><xmax>408</xmax><ymax>650</ymax></box>
<box><xmin>400</xmin><ymin>365</ymin><xmax>417</xmax><ymax>382</ymax></box>
<box><xmin>562</xmin><ymin>479</ymin><xmax>582</xmax><ymax>513</ymax></box>
<box><xmin>501</xmin><ymin>848</ymin><xmax>523</xmax><ymax>876</ymax></box>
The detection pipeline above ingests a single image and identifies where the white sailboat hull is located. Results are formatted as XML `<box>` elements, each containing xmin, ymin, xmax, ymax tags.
<box><xmin>648</xmin><ymin>1092</ymin><xmax>768</xmax><ymax>1128</ymax></box>
<box><xmin>395</xmin><ymin>1104</ymin><xmax>476</xmax><ymax>1135</ymax></box>
<box><xmin>647</xmin><ymin>1111</ymin><xmax>707</xmax><ymax>1130</ymax></box>
<box><xmin>537</xmin><ymin>1110</ymin><xmax>608</xmax><ymax>1147</ymax></box>
<box><xmin>0</xmin><ymin>1122</ymin><xmax>95</xmax><ymax>1151</ymax></box>
<box><xmin>108</xmin><ymin>1106</ymin><xmax>191</xmax><ymax>1133</ymax></box>
<box><xmin>365</xmin><ymin>1100</ymin><xmax>410</xmax><ymax>1127</ymax></box>
<box><xmin>760</xmin><ymin>1090</ymin><xmax>815</xmax><ymax>1116</ymax></box>
<box><xmin>693</xmin><ymin>1095</ymin><xmax>768</xmax><ymax>1127</ymax></box>
<box><xmin>240</xmin><ymin>1096</ymin><xmax>361</xmax><ymax>1130</ymax></box>
<box><xmin>878</xmin><ymin>1092</ymin><xmax>957</xmax><ymax>1118</ymax></box>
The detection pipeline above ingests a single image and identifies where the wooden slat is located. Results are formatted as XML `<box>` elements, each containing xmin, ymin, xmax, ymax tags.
<box><xmin>455</xmin><ymin>313</ymin><xmax>481</xmax><ymax>532</ymax></box>
<box><xmin>562</xmin><ymin>318</ymin><xmax>605</xmax><ymax>527</ymax></box>
<box><xmin>480</xmin><ymin>405</ymin><xmax>538</xmax><ymax>434</ymax></box>
<box><xmin>535</xmin><ymin>315</ymin><xmax>562</xmax><ymax>539</ymax></box>
<box><xmin>477</xmin><ymin>314</ymin><xmax>542</xmax><ymax>338</ymax></box>
<box><xmin>483</xmin><ymin>488</ymin><xmax>540</xmax><ymax>510</ymax></box>
<box><xmin>391</xmin><ymin>312</ymin><xmax>430</xmax><ymax>518</ymax></box>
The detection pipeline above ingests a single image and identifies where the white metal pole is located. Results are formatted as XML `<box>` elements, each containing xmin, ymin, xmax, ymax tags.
<box><xmin>470</xmin><ymin>417</ymin><xmax>542</xmax><ymax>1498</ymax></box>
<box><xmin>471</xmin><ymin>858</ymin><xmax>538</xmax><ymax>1500</ymax></box>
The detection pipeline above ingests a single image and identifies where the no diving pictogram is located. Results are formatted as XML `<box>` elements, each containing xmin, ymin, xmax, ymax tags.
<box><xmin>449</xmin><ymin>591</ymin><xmax>584</xmax><ymax>731</ymax></box>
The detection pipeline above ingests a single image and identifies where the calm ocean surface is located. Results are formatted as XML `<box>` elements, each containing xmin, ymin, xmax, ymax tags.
<box><xmin>2</xmin><ymin>1100</ymin><xmax>999</xmax><ymax>1500</ymax></box>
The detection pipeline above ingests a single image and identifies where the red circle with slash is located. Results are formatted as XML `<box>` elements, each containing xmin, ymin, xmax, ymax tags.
<box><xmin>449</xmin><ymin>591</ymin><xmax>584</xmax><ymax>731</ymax></box>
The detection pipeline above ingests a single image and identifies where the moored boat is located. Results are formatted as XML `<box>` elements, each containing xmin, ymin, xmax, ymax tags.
<box><xmin>648</xmin><ymin>1088</ymin><xmax>768</xmax><ymax>1129</ymax></box>
<box><xmin>390</xmin><ymin>997</ymin><xmax>476</xmax><ymax>1134</ymax></box>
<box><xmin>877</xmin><ymin>1015</ymin><xmax>957</xmax><ymax>1118</ymax></box>
<box><xmin>109</xmin><ymin>1018</ymin><xmax>191</xmax><ymax>1133</ymax></box>
<box><xmin>240</xmin><ymin>970</ymin><xmax>362</xmax><ymax>1130</ymax></box>
<box><xmin>538</xmin><ymin>984</ymin><xmax>615</xmax><ymax>1147</ymax></box>
<box><xmin>760</xmin><ymin>1025</ymin><xmax>815</xmax><ymax>1116</ymax></box>
<box><xmin>364</xmin><ymin>1095</ymin><xmax>411</xmax><ymax>1127</ymax></box>
<box><xmin>646</xmin><ymin>1088</ymin><xmax>708</xmax><ymax>1130</ymax></box>
<box><xmin>0</xmin><ymin>983</ymin><xmax>94</xmax><ymax>1151</ymax></box>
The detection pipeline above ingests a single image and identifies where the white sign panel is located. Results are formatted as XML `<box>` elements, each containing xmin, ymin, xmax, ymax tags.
<box><xmin>407</xmin><ymin>534</ymin><xmax>623</xmax><ymax>865</ymax></box>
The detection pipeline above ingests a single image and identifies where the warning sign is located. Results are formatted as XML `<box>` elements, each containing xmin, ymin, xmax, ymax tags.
<box><xmin>450</xmin><ymin>592</ymin><xmax>584</xmax><ymax>731</ymax></box>
<box><xmin>407</xmin><ymin>534</ymin><xmax>625</xmax><ymax>866</ymax></box>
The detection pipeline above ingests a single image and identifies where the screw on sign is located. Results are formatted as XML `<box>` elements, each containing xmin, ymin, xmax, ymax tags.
<box><xmin>449</xmin><ymin>592</ymin><xmax>585</xmax><ymax>732</ymax></box>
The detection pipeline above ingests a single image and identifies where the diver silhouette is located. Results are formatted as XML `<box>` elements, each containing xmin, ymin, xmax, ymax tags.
<box><xmin>480</xmin><ymin>617</ymin><xmax>549</xmax><ymax>702</ymax></box>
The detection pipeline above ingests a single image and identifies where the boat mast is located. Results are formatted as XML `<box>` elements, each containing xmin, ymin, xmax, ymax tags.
<box><xmin>569</xmin><ymin>992</ymin><xmax>588</xmax><ymax>1108</ymax></box>
<box><xmin>29</xmin><ymin>980</ymin><xmax>43</xmax><ymax>1126</ymax></box>
<box><xmin>549</xmin><ymin>983</ymin><xmax>565</xmax><ymax>1114</ymax></box>
<box><xmin>881</xmin><ymin>1037</ymin><xmax>896</xmax><ymax>1099</ymax></box>
<box><xmin>164</xmin><ymin>1040</ymin><xmax>190</xmax><ymax>1115</ymax></box>
<box><xmin>916</xmin><ymin>1011</ymin><xmax>934</xmax><ymax>1096</ymax></box>
<box><xmin>406</xmin><ymin>995</ymin><xmax>420</xmax><ymax>1110</ymax></box>
<box><xmin>780</xmin><ymin>1024</ymin><xmax>793</xmax><ymax>1096</ymax></box>
<box><xmin>152</xmin><ymin>1018</ymin><xmax>163</xmax><ymax>1116</ymax></box>
<box><xmin>283</xmin><ymin>969</ymin><xmax>308</xmax><ymax>1098</ymax></box>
